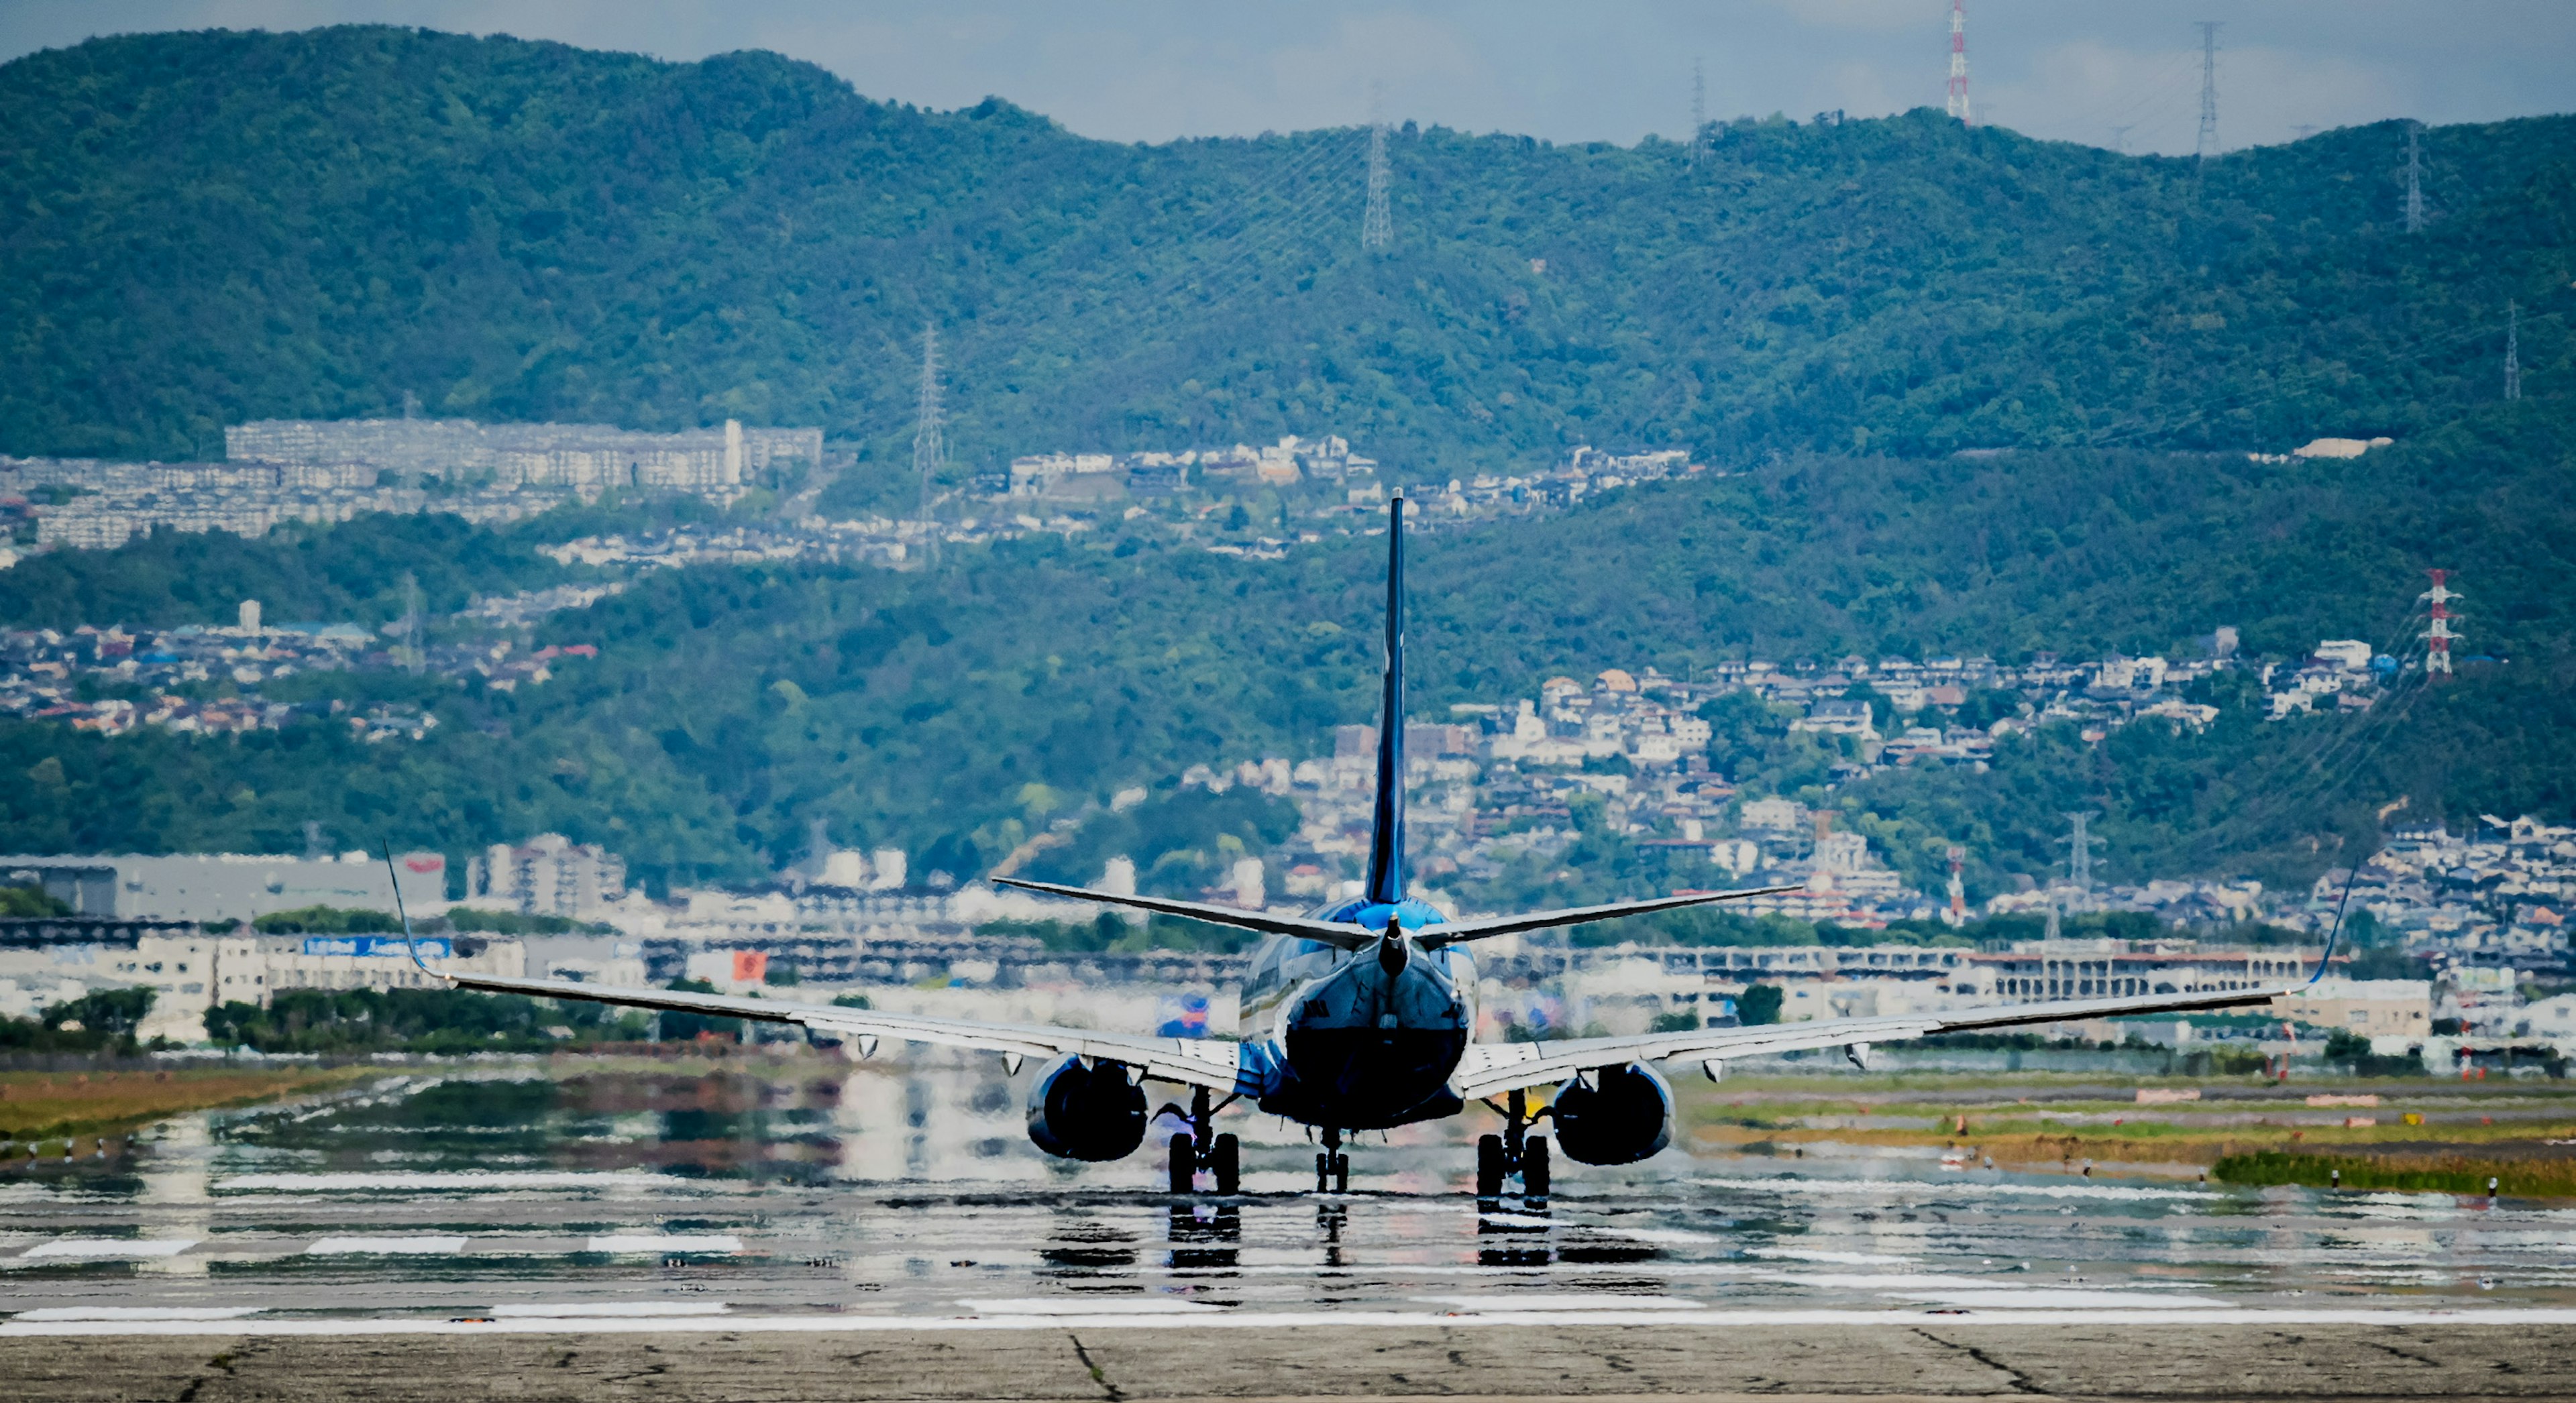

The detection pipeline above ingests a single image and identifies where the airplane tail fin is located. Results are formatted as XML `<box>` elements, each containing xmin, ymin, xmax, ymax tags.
<box><xmin>1363</xmin><ymin>493</ymin><xmax>1406</xmax><ymax>906</ymax></box>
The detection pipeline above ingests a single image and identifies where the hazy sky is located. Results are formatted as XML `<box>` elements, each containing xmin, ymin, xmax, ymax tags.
<box><xmin>6</xmin><ymin>1</ymin><xmax>2573</xmax><ymax>156</ymax></box>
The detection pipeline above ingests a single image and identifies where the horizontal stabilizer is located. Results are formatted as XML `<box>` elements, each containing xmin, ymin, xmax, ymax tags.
<box><xmin>1417</xmin><ymin>885</ymin><xmax>1806</xmax><ymax>948</ymax></box>
<box><xmin>989</xmin><ymin>877</ymin><xmax>1374</xmax><ymax>949</ymax></box>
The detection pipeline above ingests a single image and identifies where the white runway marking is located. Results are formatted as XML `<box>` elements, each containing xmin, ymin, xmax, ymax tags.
<box><xmin>1747</xmin><ymin>1247</ymin><xmax>1917</xmax><ymax>1265</ymax></box>
<box><xmin>584</xmin><ymin>1234</ymin><xmax>743</xmax><ymax>1253</ymax></box>
<box><xmin>13</xmin><ymin>1306</ymin><xmax>2576</xmax><ymax>1337</ymax></box>
<box><xmin>1415</xmin><ymin>1294</ymin><xmax>1703</xmax><ymax>1311</ymax></box>
<box><xmin>1887</xmin><ymin>1288</ymin><xmax>2226</xmax><ymax>1310</ymax></box>
<box><xmin>488</xmin><ymin>1302</ymin><xmax>731</xmax><ymax>1318</ymax></box>
<box><xmin>217</xmin><ymin>1171</ymin><xmax>691</xmax><ymax>1193</ymax></box>
<box><xmin>305</xmin><ymin>1237</ymin><xmax>471</xmax><ymax>1255</ymax></box>
<box><xmin>1708</xmin><ymin>1174</ymin><xmax>2220</xmax><ymax>1202</ymax></box>
<box><xmin>17</xmin><ymin>1239</ymin><xmax>197</xmax><ymax>1260</ymax></box>
<box><xmin>13</xmin><ymin>1307</ymin><xmax>264</xmax><ymax>1322</ymax></box>
<box><xmin>959</xmin><ymin>1298</ymin><xmax>1228</xmax><ymax>1315</ymax></box>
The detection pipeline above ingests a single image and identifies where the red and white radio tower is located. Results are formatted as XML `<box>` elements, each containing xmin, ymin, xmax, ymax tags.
<box><xmin>2422</xmin><ymin>569</ymin><xmax>2462</xmax><ymax>679</ymax></box>
<box><xmin>1944</xmin><ymin>845</ymin><xmax>1968</xmax><ymax>928</ymax></box>
<box><xmin>1946</xmin><ymin>0</ymin><xmax>1972</xmax><ymax>124</ymax></box>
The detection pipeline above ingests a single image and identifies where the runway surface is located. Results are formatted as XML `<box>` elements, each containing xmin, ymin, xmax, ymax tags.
<box><xmin>11</xmin><ymin>1060</ymin><xmax>2576</xmax><ymax>1398</ymax></box>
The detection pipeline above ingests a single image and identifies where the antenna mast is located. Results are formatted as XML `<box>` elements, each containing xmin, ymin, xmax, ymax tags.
<box><xmin>2403</xmin><ymin>121</ymin><xmax>2426</xmax><ymax>233</ymax></box>
<box><xmin>1945</xmin><ymin>0</ymin><xmax>1972</xmax><ymax>125</ymax></box>
<box><xmin>1362</xmin><ymin>91</ymin><xmax>1393</xmax><ymax>252</ymax></box>
<box><xmin>911</xmin><ymin>323</ymin><xmax>944</xmax><ymax>518</ymax></box>
<box><xmin>2194</xmin><ymin>21</ymin><xmax>2221</xmax><ymax>164</ymax></box>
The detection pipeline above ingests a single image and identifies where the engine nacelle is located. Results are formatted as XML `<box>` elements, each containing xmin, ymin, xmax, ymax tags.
<box><xmin>1550</xmin><ymin>1062</ymin><xmax>1674</xmax><ymax>1166</ymax></box>
<box><xmin>1024</xmin><ymin>1054</ymin><xmax>1148</xmax><ymax>1161</ymax></box>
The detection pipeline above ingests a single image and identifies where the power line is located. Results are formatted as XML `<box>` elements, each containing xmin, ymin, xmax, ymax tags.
<box><xmin>911</xmin><ymin>323</ymin><xmax>944</xmax><ymax>518</ymax></box>
<box><xmin>2194</xmin><ymin>21</ymin><xmax>2220</xmax><ymax>164</ymax></box>
<box><xmin>1946</xmin><ymin>0</ymin><xmax>1972</xmax><ymax>125</ymax></box>
<box><xmin>1362</xmin><ymin>93</ymin><xmax>1393</xmax><ymax>252</ymax></box>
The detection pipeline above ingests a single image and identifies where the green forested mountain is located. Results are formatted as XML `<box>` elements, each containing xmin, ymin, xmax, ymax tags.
<box><xmin>1</xmin><ymin>25</ymin><xmax>2571</xmax><ymax>904</ymax></box>
<box><xmin>0</xmin><ymin>25</ymin><xmax>2568</xmax><ymax>488</ymax></box>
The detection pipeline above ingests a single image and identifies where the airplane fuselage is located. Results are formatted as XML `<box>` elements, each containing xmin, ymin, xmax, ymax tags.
<box><xmin>1235</xmin><ymin>899</ymin><xmax>1477</xmax><ymax>1131</ymax></box>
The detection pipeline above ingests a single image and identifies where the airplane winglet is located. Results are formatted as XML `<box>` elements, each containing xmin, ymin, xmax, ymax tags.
<box><xmin>2306</xmin><ymin>861</ymin><xmax>2361</xmax><ymax>987</ymax></box>
<box><xmin>379</xmin><ymin>840</ymin><xmax>439</xmax><ymax>978</ymax></box>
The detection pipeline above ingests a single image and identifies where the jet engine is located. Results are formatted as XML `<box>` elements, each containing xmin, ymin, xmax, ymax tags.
<box><xmin>1549</xmin><ymin>1062</ymin><xmax>1674</xmax><ymax>1166</ymax></box>
<box><xmin>1024</xmin><ymin>1054</ymin><xmax>1148</xmax><ymax>1161</ymax></box>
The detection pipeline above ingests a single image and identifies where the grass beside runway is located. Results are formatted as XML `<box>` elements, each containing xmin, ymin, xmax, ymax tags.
<box><xmin>1668</xmin><ymin>1071</ymin><xmax>2576</xmax><ymax>1185</ymax></box>
<box><xmin>0</xmin><ymin>1065</ymin><xmax>378</xmax><ymax>1148</ymax></box>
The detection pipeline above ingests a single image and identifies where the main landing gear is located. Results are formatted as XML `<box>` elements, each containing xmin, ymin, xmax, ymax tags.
<box><xmin>1475</xmin><ymin>1088</ymin><xmax>1550</xmax><ymax>1206</ymax></box>
<box><xmin>1314</xmin><ymin>1127</ymin><xmax>1351</xmax><ymax>1194</ymax></box>
<box><xmin>1165</xmin><ymin>1085</ymin><xmax>1240</xmax><ymax>1194</ymax></box>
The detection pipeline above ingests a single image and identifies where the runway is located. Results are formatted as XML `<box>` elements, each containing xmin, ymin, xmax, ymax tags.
<box><xmin>9</xmin><ymin>1060</ymin><xmax>2576</xmax><ymax>1398</ymax></box>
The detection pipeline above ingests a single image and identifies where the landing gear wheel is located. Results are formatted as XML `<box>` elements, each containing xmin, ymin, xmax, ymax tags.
<box><xmin>1168</xmin><ymin>1133</ymin><xmax>1195</xmax><ymax>1194</ymax></box>
<box><xmin>1521</xmin><ymin>1135</ymin><xmax>1550</xmax><ymax>1203</ymax></box>
<box><xmin>1211</xmin><ymin>1133</ymin><xmax>1240</xmax><ymax>1195</ymax></box>
<box><xmin>1332</xmin><ymin>1153</ymin><xmax>1350</xmax><ymax>1194</ymax></box>
<box><xmin>1316</xmin><ymin>1151</ymin><xmax>1333</xmax><ymax>1193</ymax></box>
<box><xmin>1476</xmin><ymin>1134</ymin><xmax>1506</xmax><ymax>1198</ymax></box>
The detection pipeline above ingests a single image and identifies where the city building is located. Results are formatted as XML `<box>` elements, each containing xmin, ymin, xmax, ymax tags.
<box><xmin>462</xmin><ymin>835</ymin><xmax>627</xmax><ymax>919</ymax></box>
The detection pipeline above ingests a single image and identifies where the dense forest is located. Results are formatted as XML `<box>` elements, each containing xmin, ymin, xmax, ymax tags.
<box><xmin>0</xmin><ymin>26</ymin><xmax>2568</xmax><ymax>494</ymax></box>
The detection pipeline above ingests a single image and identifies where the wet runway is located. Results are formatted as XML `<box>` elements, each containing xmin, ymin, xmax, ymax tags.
<box><xmin>9</xmin><ymin>1057</ymin><xmax>2576</xmax><ymax>1337</ymax></box>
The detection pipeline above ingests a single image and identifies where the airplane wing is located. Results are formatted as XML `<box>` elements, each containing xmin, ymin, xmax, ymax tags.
<box><xmin>1416</xmin><ymin>885</ymin><xmax>1807</xmax><ymax>948</ymax></box>
<box><xmin>1454</xmin><ymin>982</ymin><xmax>2290</xmax><ymax>1101</ymax></box>
<box><xmin>989</xmin><ymin>876</ymin><xmax>1375</xmax><ymax>949</ymax></box>
<box><xmin>435</xmin><ymin>969</ymin><xmax>1248</xmax><ymax>1095</ymax></box>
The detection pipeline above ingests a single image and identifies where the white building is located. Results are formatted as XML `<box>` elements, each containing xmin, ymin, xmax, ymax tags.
<box><xmin>0</xmin><ymin>851</ymin><xmax>449</xmax><ymax>923</ymax></box>
<box><xmin>91</xmin><ymin>932</ymin><xmax>526</xmax><ymax>1043</ymax></box>
<box><xmin>463</xmin><ymin>835</ymin><xmax>626</xmax><ymax>917</ymax></box>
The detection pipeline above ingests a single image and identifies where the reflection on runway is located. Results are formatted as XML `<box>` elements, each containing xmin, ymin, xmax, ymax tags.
<box><xmin>7</xmin><ymin>1058</ymin><xmax>2576</xmax><ymax>1326</ymax></box>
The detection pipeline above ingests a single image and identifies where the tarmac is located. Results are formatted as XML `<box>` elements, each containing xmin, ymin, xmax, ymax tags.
<box><xmin>8</xmin><ymin>1318</ymin><xmax>2576</xmax><ymax>1400</ymax></box>
<box><xmin>11</xmin><ymin>1061</ymin><xmax>2576</xmax><ymax>1399</ymax></box>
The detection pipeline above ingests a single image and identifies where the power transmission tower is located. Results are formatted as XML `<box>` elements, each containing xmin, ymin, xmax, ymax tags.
<box><xmin>2194</xmin><ymin>21</ymin><xmax>2221</xmax><ymax>164</ymax></box>
<box><xmin>2421</xmin><ymin>570</ymin><xmax>2461</xmax><ymax>679</ymax></box>
<box><xmin>2108</xmin><ymin>123</ymin><xmax>2135</xmax><ymax>154</ymax></box>
<box><xmin>2402</xmin><ymin>121</ymin><xmax>2426</xmax><ymax>233</ymax></box>
<box><xmin>1362</xmin><ymin>97</ymin><xmax>1393</xmax><ymax>251</ymax></box>
<box><xmin>398</xmin><ymin>571</ymin><xmax>423</xmax><ymax>676</ymax></box>
<box><xmin>2505</xmin><ymin>301</ymin><xmax>2522</xmax><ymax>400</ymax></box>
<box><xmin>2057</xmin><ymin>812</ymin><xmax>2103</xmax><ymax>902</ymax></box>
<box><xmin>1945</xmin><ymin>0</ymin><xmax>1972</xmax><ymax>124</ymax></box>
<box><xmin>1689</xmin><ymin>58</ymin><xmax>1707</xmax><ymax>166</ymax></box>
<box><xmin>911</xmin><ymin>323</ymin><xmax>944</xmax><ymax>519</ymax></box>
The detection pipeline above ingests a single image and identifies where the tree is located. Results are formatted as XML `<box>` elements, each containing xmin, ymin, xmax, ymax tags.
<box><xmin>1737</xmin><ymin>983</ymin><xmax>1784</xmax><ymax>1026</ymax></box>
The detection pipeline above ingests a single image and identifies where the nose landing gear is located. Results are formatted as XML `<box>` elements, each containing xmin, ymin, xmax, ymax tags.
<box><xmin>1165</xmin><ymin>1085</ymin><xmax>1240</xmax><ymax>1194</ymax></box>
<box><xmin>1475</xmin><ymin>1088</ymin><xmax>1550</xmax><ymax>1206</ymax></box>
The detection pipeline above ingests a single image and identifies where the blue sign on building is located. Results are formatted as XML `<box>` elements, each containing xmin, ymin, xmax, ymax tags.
<box><xmin>301</xmin><ymin>935</ymin><xmax>448</xmax><ymax>960</ymax></box>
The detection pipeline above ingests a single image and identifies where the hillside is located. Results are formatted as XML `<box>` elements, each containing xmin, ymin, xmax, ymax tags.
<box><xmin>0</xmin><ymin>25</ymin><xmax>2569</xmax><ymax>486</ymax></box>
<box><xmin>3</xmin><ymin>407</ymin><xmax>2567</xmax><ymax>898</ymax></box>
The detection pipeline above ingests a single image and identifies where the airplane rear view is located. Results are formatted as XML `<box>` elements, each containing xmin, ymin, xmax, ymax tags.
<box><xmin>393</xmin><ymin>494</ymin><xmax>2334</xmax><ymax>1198</ymax></box>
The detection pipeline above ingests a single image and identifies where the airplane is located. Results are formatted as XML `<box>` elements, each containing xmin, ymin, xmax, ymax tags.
<box><xmin>387</xmin><ymin>493</ymin><xmax>2338</xmax><ymax>1199</ymax></box>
